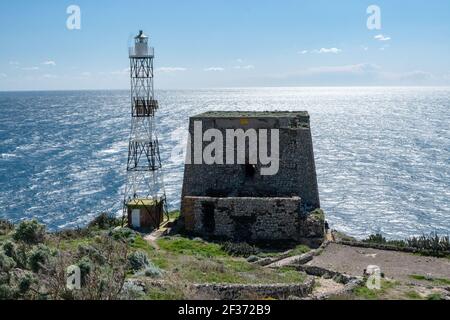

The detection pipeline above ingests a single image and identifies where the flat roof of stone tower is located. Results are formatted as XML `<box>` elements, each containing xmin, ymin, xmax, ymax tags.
<box><xmin>192</xmin><ymin>111</ymin><xmax>310</xmax><ymax>119</ymax></box>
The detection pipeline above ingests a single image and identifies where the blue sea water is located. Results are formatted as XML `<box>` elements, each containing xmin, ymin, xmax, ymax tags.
<box><xmin>0</xmin><ymin>87</ymin><xmax>449</xmax><ymax>239</ymax></box>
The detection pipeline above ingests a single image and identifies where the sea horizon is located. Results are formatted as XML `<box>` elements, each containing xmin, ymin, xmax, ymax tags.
<box><xmin>2</xmin><ymin>85</ymin><xmax>450</xmax><ymax>94</ymax></box>
<box><xmin>1</xmin><ymin>87</ymin><xmax>449</xmax><ymax>239</ymax></box>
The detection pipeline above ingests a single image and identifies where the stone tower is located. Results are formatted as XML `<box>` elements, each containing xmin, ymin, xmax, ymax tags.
<box><xmin>180</xmin><ymin>111</ymin><xmax>324</xmax><ymax>245</ymax></box>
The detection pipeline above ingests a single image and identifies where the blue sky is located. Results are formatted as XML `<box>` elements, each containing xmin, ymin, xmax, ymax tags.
<box><xmin>1</xmin><ymin>0</ymin><xmax>450</xmax><ymax>90</ymax></box>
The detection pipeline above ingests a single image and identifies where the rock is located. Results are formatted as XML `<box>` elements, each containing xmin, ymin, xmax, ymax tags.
<box><xmin>364</xmin><ymin>265</ymin><xmax>381</xmax><ymax>276</ymax></box>
<box><xmin>246</xmin><ymin>255</ymin><xmax>260</xmax><ymax>263</ymax></box>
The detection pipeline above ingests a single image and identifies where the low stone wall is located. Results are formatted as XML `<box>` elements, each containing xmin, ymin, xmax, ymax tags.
<box><xmin>182</xmin><ymin>196</ymin><xmax>325</xmax><ymax>243</ymax></box>
<box><xmin>336</xmin><ymin>240</ymin><xmax>450</xmax><ymax>257</ymax></box>
<box><xmin>193</xmin><ymin>278</ymin><xmax>315</xmax><ymax>300</ymax></box>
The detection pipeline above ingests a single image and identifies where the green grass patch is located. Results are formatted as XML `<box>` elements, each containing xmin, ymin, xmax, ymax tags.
<box><xmin>130</xmin><ymin>235</ymin><xmax>155</xmax><ymax>254</ymax></box>
<box><xmin>426</xmin><ymin>293</ymin><xmax>444</xmax><ymax>300</ymax></box>
<box><xmin>404</xmin><ymin>290</ymin><xmax>423</xmax><ymax>300</ymax></box>
<box><xmin>289</xmin><ymin>244</ymin><xmax>310</xmax><ymax>256</ymax></box>
<box><xmin>145</xmin><ymin>285</ymin><xmax>186</xmax><ymax>300</ymax></box>
<box><xmin>353</xmin><ymin>280</ymin><xmax>398</xmax><ymax>300</ymax></box>
<box><xmin>157</xmin><ymin>236</ymin><xmax>227</xmax><ymax>258</ymax></box>
<box><xmin>167</xmin><ymin>211</ymin><xmax>180</xmax><ymax>221</ymax></box>
<box><xmin>54</xmin><ymin>237</ymin><xmax>94</xmax><ymax>250</ymax></box>
<box><xmin>310</xmin><ymin>209</ymin><xmax>325</xmax><ymax>221</ymax></box>
<box><xmin>257</xmin><ymin>244</ymin><xmax>311</xmax><ymax>258</ymax></box>
<box><xmin>408</xmin><ymin>274</ymin><xmax>450</xmax><ymax>286</ymax></box>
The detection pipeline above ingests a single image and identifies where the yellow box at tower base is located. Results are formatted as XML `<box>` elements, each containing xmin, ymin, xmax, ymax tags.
<box><xmin>126</xmin><ymin>198</ymin><xmax>164</xmax><ymax>231</ymax></box>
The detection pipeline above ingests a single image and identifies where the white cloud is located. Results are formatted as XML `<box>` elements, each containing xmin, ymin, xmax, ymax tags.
<box><xmin>9</xmin><ymin>61</ymin><xmax>20</xmax><ymax>66</ymax></box>
<box><xmin>374</xmin><ymin>34</ymin><xmax>391</xmax><ymax>41</ymax></box>
<box><xmin>42</xmin><ymin>74</ymin><xmax>58</xmax><ymax>79</ymax></box>
<box><xmin>299</xmin><ymin>48</ymin><xmax>342</xmax><ymax>54</ymax></box>
<box><xmin>236</xmin><ymin>58</ymin><xmax>243</xmax><ymax>63</ymax></box>
<box><xmin>233</xmin><ymin>64</ymin><xmax>255</xmax><ymax>70</ymax></box>
<box><xmin>307</xmin><ymin>63</ymin><xmax>380</xmax><ymax>75</ymax></box>
<box><xmin>81</xmin><ymin>72</ymin><xmax>92</xmax><ymax>77</ymax></box>
<box><xmin>110</xmin><ymin>68</ymin><xmax>130</xmax><ymax>75</ymax></box>
<box><xmin>204</xmin><ymin>67</ymin><xmax>225</xmax><ymax>72</ymax></box>
<box><xmin>21</xmin><ymin>67</ymin><xmax>39</xmax><ymax>71</ymax></box>
<box><xmin>42</xmin><ymin>60</ymin><xmax>56</xmax><ymax>66</ymax></box>
<box><xmin>383</xmin><ymin>70</ymin><xmax>434</xmax><ymax>82</ymax></box>
<box><xmin>314</xmin><ymin>48</ymin><xmax>342</xmax><ymax>54</ymax></box>
<box><xmin>361</xmin><ymin>46</ymin><xmax>369</xmax><ymax>51</ymax></box>
<box><xmin>0</xmin><ymin>73</ymin><xmax>7</xmax><ymax>78</ymax></box>
<box><xmin>270</xmin><ymin>63</ymin><xmax>445</xmax><ymax>86</ymax></box>
<box><xmin>157</xmin><ymin>67</ymin><xmax>187</xmax><ymax>73</ymax></box>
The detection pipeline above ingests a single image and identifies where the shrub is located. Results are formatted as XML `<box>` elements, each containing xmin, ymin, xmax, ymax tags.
<box><xmin>407</xmin><ymin>233</ymin><xmax>449</xmax><ymax>256</ymax></box>
<box><xmin>0</xmin><ymin>284</ymin><xmax>18</xmax><ymax>300</ymax></box>
<box><xmin>11</xmin><ymin>244</ymin><xmax>29</xmax><ymax>269</ymax></box>
<box><xmin>127</xmin><ymin>251</ymin><xmax>150</xmax><ymax>271</ymax></box>
<box><xmin>144</xmin><ymin>263</ymin><xmax>163</xmax><ymax>278</ymax></box>
<box><xmin>88</xmin><ymin>213</ymin><xmax>120</xmax><ymax>230</ymax></box>
<box><xmin>426</xmin><ymin>293</ymin><xmax>444</xmax><ymax>300</ymax></box>
<box><xmin>77</xmin><ymin>256</ymin><xmax>93</xmax><ymax>285</ymax></box>
<box><xmin>363</xmin><ymin>233</ymin><xmax>387</xmax><ymax>244</ymax></box>
<box><xmin>222</xmin><ymin>242</ymin><xmax>259</xmax><ymax>257</ymax></box>
<box><xmin>246</xmin><ymin>255</ymin><xmax>260</xmax><ymax>263</ymax></box>
<box><xmin>0</xmin><ymin>219</ymin><xmax>14</xmax><ymax>236</ymax></box>
<box><xmin>28</xmin><ymin>244</ymin><xmax>52</xmax><ymax>272</ymax></box>
<box><xmin>2</xmin><ymin>241</ymin><xmax>16</xmax><ymax>258</ymax></box>
<box><xmin>78</xmin><ymin>244</ymin><xmax>105</xmax><ymax>265</ymax></box>
<box><xmin>109</xmin><ymin>227</ymin><xmax>137</xmax><ymax>244</ymax></box>
<box><xmin>17</xmin><ymin>272</ymin><xmax>36</xmax><ymax>294</ymax></box>
<box><xmin>120</xmin><ymin>281</ymin><xmax>146</xmax><ymax>300</ymax></box>
<box><xmin>12</xmin><ymin>220</ymin><xmax>46</xmax><ymax>244</ymax></box>
<box><xmin>0</xmin><ymin>251</ymin><xmax>16</xmax><ymax>272</ymax></box>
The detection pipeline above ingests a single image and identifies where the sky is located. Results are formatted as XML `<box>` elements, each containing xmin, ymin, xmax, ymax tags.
<box><xmin>0</xmin><ymin>0</ymin><xmax>450</xmax><ymax>90</ymax></box>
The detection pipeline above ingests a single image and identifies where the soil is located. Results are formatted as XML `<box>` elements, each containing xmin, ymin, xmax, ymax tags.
<box><xmin>307</xmin><ymin>243</ymin><xmax>450</xmax><ymax>286</ymax></box>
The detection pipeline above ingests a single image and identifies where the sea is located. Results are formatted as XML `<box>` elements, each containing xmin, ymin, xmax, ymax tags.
<box><xmin>0</xmin><ymin>87</ymin><xmax>449</xmax><ymax>239</ymax></box>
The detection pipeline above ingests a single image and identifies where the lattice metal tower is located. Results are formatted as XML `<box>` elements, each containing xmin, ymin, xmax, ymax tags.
<box><xmin>123</xmin><ymin>30</ymin><xmax>167</xmax><ymax>229</ymax></box>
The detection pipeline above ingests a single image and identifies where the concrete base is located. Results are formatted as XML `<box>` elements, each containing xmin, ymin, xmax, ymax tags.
<box><xmin>181</xmin><ymin>196</ymin><xmax>325</xmax><ymax>244</ymax></box>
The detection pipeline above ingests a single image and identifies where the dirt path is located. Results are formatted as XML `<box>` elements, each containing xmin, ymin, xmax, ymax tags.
<box><xmin>144</xmin><ymin>230</ymin><xmax>165</xmax><ymax>250</ymax></box>
<box><xmin>307</xmin><ymin>243</ymin><xmax>450</xmax><ymax>286</ymax></box>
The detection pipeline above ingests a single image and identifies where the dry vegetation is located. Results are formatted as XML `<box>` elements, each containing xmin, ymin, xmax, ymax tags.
<box><xmin>0</xmin><ymin>213</ymin><xmax>308</xmax><ymax>300</ymax></box>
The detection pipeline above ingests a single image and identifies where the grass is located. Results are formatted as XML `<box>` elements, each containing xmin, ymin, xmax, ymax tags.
<box><xmin>130</xmin><ymin>235</ymin><xmax>155</xmax><ymax>255</ymax></box>
<box><xmin>289</xmin><ymin>244</ymin><xmax>311</xmax><ymax>256</ymax></box>
<box><xmin>352</xmin><ymin>280</ymin><xmax>398</xmax><ymax>300</ymax></box>
<box><xmin>426</xmin><ymin>293</ymin><xmax>444</xmax><ymax>300</ymax></box>
<box><xmin>144</xmin><ymin>285</ymin><xmax>186</xmax><ymax>300</ymax></box>
<box><xmin>310</xmin><ymin>209</ymin><xmax>325</xmax><ymax>221</ymax></box>
<box><xmin>408</xmin><ymin>274</ymin><xmax>450</xmax><ymax>286</ymax></box>
<box><xmin>52</xmin><ymin>236</ymin><xmax>94</xmax><ymax>251</ymax></box>
<box><xmin>257</xmin><ymin>244</ymin><xmax>311</xmax><ymax>258</ymax></box>
<box><xmin>404</xmin><ymin>290</ymin><xmax>423</xmax><ymax>300</ymax></box>
<box><xmin>0</xmin><ymin>216</ymin><xmax>310</xmax><ymax>300</ymax></box>
<box><xmin>167</xmin><ymin>211</ymin><xmax>180</xmax><ymax>221</ymax></box>
<box><xmin>175</xmin><ymin>257</ymin><xmax>307</xmax><ymax>284</ymax></box>
<box><xmin>142</xmin><ymin>236</ymin><xmax>308</xmax><ymax>285</ymax></box>
<box><xmin>157</xmin><ymin>237</ymin><xmax>227</xmax><ymax>258</ymax></box>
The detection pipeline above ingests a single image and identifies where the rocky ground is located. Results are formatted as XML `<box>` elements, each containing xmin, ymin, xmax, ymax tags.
<box><xmin>262</xmin><ymin>240</ymin><xmax>450</xmax><ymax>300</ymax></box>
